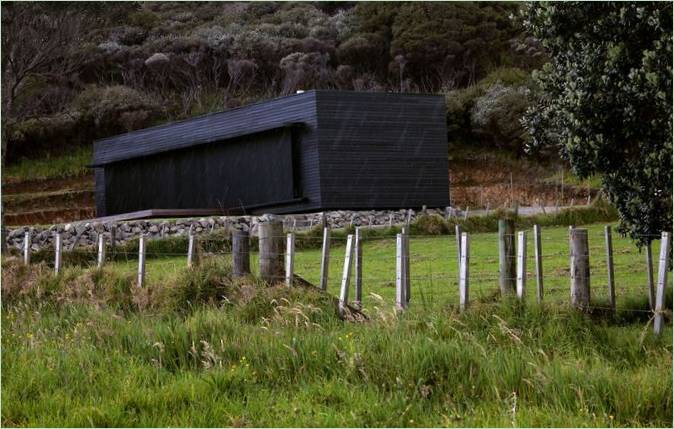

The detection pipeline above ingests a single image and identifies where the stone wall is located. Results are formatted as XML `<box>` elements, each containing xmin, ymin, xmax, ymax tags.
<box><xmin>5</xmin><ymin>208</ymin><xmax>454</xmax><ymax>252</ymax></box>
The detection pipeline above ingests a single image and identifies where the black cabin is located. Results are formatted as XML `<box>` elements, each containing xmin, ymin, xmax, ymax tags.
<box><xmin>92</xmin><ymin>90</ymin><xmax>449</xmax><ymax>217</ymax></box>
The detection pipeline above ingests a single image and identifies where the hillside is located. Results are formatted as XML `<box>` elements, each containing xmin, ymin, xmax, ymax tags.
<box><xmin>1</xmin><ymin>2</ymin><xmax>572</xmax><ymax>225</ymax></box>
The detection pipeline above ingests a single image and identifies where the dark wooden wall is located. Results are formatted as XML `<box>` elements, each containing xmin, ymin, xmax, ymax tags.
<box><xmin>102</xmin><ymin>129</ymin><xmax>296</xmax><ymax>215</ymax></box>
<box><xmin>93</xmin><ymin>90</ymin><xmax>449</xmax><ymax>217</ymax></box>
<box><xmin>315</xmin><ymin>91</ymin><xmax>449</xmax><ymax>210</ymax></box>
<box><xmin>94</xmin><ymin>92</ymin><xmax>321</xmax><ymax>216</ymax></box>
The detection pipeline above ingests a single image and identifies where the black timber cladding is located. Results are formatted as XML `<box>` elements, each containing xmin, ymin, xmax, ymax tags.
<box><xmin>315</xmin><ymin>91</ymin><xmax>448</xmax><ymax>209</ymax></box>
<box><xmin>94</xmin><ymin>91</ymin><xmax>320</xmax><ymax>216</ymax></box>
<box><xmin>93</xmin><ymin>90</ymin><xmax>448</xmax><ymax>217</ymax></box>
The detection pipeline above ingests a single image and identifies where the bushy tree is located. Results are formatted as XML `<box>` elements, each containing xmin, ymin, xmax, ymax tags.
<box><xmin>522</xmin><ymin>2</ymin><xmax>672</xmax><ymax>246</ymax></box>
<box><xmin>471</xmin><ymin>84</ymin><xmax>531</xmax><ymax>154</ymax></box>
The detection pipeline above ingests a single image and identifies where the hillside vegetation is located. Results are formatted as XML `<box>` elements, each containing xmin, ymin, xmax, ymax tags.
<box><xmin>2</xmin><ymin>2</ymin><xmax>542</xmax><ymax>164</ymax></box>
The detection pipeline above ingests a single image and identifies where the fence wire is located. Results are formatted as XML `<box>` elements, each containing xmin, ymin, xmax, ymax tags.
<box><xmin>19</xmin><ymin>225</ymin><xmax>671</xmax><ymax>321</ymax></box>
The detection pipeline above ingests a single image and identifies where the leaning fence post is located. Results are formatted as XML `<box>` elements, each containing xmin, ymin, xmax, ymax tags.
<box><xmin>569</xmin><ymin>228</ymin><xmax>590</xmax><ymax>310</ymax></box>
<box><xmin>54</xmin><ymin>232</ymin><xmax>62</xmax><ymax>275</ymax></box>
<box><xmin>137</xmin><ymin>234</ymin><xmax>146</xmax><ymax>288</ymax></box>
<box><xmin>97</xmin><ymin>233</ymin><xmax>106</xmax><ymax>269</ymax></box>
<box><xmin>654</xmin><ymin>232</ymin><xmax>671</xmax><ymax>335</ymax></box>
<box><xmin>516</xmin><ymin>231</ymin><xmax>527</xmax><ymax>300</ymax></box>
<box><xmin>232</xmin><ymin>229</ymin><xmax>251</xmax><ymax>277</ymax></box>
<box><xmin>354</xmin><ymin>227</ymin><xmax>363</xmax><ymax>308</ymax></box>
<box><xmin>258</xmin><ymin>214</ymin><xmax>284</xmax><ymax>283</ymax></box>
<box><xmin>339</xmin><ymin>234</ymin><xmax>354</xmax><ymax>313</ymax></box>
<box><xmin>319</xmin><ymin>227</ymin><xmax>330</xmax><ymax>290</ymax></box>
<box><xmin>604</xmin><ymin>226</ymin><xmax>616</xmax><ymax>313</ymax></box>
<box><xmin>285</xmin><ymin>232</ymin><xmax>295</xmax><ymax>287</ymax></box>
<box><xmin>396</xmin><ymin>233</ymin><xmax>407</xmax><ymax>310</ymax></box>
<box><xmin>459</xmin><ymin>232</ymin><xmax>470</xmax><ymax>311</ymax></box>
<box><xmin>499</xmin><ymin>219</ymin><xmax>516</xmax><ymax>295</ymax></box>
<box><xmin>533</xmin><ymin>225</ymin><xmax>543</xmax><ymax>303</ymax></box>
<box><xmin>646</xmin><ymin>242</ymin><xmax>655</xmax><ymax>310</ymax></box>
<box><xmin>23</xmin><ymin>231</ymin><xmax>31</xmax><ymax>266</ymax></box>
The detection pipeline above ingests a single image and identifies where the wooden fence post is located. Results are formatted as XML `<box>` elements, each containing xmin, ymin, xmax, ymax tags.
<box><xmin>339</xmin><ymin>234</ymin><xmax>354</xmax><ymax>313</ymax></box>
<box><xmin>396</xmin><ymin>233</ymin><xmax>407</xmax><ymax>310</ymax></box>
<box><xmin>455</xmin><ymin>224</ymin><xmax>462</xmax><ymax>284</ymax></box>
<box><xmin>285</xmin><ymin>232</ymin><xmax>295</xmax><ymax>287</ymax></box>
<box><xmin>569</xmin><ymin>228</ymin><xmax>590</xmax><ymax>310</ymax></box>
<box><xmin>402</xmin><ymin>226</ymin><xmax>410</xmax><ymax>304</ymax></box>
<box><xmin>604</xmin><ymin>226</ymin><xmax>616</xmax><ymax>313</ymax></box>
<box><xmin>499</xmin><ymin>219</ymin><xmax>516</xmax><ymax>295</ymax></box>
<box><xmin>137</xmin><ymin>234</ymin><xmax>146</xmax><ymax>288</ymax></box>
<box><xmin>459</xmin><ymin>232</ymin><xmax>470</xmax><ymax>311</ymax></box>
<box><xmin>354</xmin><ymin>227</ymin><xmax>363</xmax><ymax>308</ymax></box>
<box><xmin>23</xmin><ymin>231</ymin><xmax>31</xmax><ymax>266</ymax></box>
<box><xmin>516</xmin><ymin>231</ymin><xmax>527</xmax><ymax>300</ymax></box>
<box><xmin>319</xmin><ymin>227</ymin><xmax>330</xmax><ymax>290</ymax></box>
<box><xmin>97</xmin><ymin>233</ymin><xmax>106</xmax><ymax>269</ymax></box>
<box><xmin>258</xmin><ymin>215</ymin><xmax>284</xmax><ymax>283</ymax></box>
<box><xmin>654</xmin><ymin>232</ymin><xmax>671</xmax><ymax>335</ymax></box>
<box><xmin>533</xmin><ymin>225</ymin><xmax>543</xmax><ymax>303</ymax></box>
<box><xmin>232</xmin><ymin>229</ymin><xmax>251</xmax><ymax>277</ymax></box>
<box><xmin>646</xmin><ymin>243</ymin><xmax>655</xmax><ymax>310</ymax></box>
<box><xmin>187</xmin><ymin>231</ymin><xmax>196</xmax><ymax>268</ymax></box>
<box><xmin>54</xmin><ymin>232</ymin><xmax>62</xmax><ymax>275</ymax></box>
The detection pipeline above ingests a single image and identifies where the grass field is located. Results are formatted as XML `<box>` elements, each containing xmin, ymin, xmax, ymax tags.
<box><xmin>2</xmin><ymin>222</ymin><xmax>671</xmax><ymax>427</ymax></box>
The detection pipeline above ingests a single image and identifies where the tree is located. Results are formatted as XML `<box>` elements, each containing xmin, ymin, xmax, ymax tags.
<box><xmin>522</xmin><ymin>2</ymin><xmax>672</xmax><ymax>247</ymax></box>
<box><xmin>1</xmin><ymin>3</ymin><xmax>89</xmax><ymax>160</ymax></box>
<box><xmin>1</xmin><ymin>3</ymin><xmax>90</xmax><ymax>250</ymax></box>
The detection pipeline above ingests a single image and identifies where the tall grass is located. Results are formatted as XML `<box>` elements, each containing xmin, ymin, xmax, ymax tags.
<box><xmin>4</xmin><ymin>146</ymin><xmax>92</xmax><ymax>182</ymax></box>
<box><xmin>1</xmin><ymin>255</ymin><xmax>671</xmax><ymax>427</ymax></box>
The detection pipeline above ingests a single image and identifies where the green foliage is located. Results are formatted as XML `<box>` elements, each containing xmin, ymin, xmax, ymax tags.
<box><xmin>389</xmin><ymin>2</ymin><xmax>521</xmax><ymax>88</ymax></box>
<box><xmin>160</xmin><ymin>259</ymin><xmax>234</xmax><ymax>313</ymax></box>
<box><xmin>73</xmin><ymin>85</ymin><xmax>161</xmax><ymax>133</ymax></box>
<box><xmin>4</xmin><ymin>146</ymin><xmax>92</xmax><ymax>181</ymax></box>
<box><xmin>410</xmin><ymin>213</ymin><xmax>449</xmax><ymax>235</ymax></box>
<box><xmin>480</xmin><ymin>67</ymin><xmax>530</xmax><ymax>87</ymax></box>
<box><xmin>445</xmin><ymin>69</ymin><xmax>533</xmax><ymax>152</ymax></box>
<box><xmin>445</xmin><ymin>84</ymin><xmax>486</xmax><ymax>145</ymax></box>
<box><xmin>3</xmin><ymin>2</ymin><xmax>541</xmax><ymax>164</ymax></box>
<box><xmin>2</xmin><ymin>282</ymin><xmax>671</xmax><ymax>426</ymax></box>
<box><xmin>522</xmin><ymin>2</ymin><xmax>673</xmax><ymax>246</ymax></box>
<box><xmin>128</xmin><ymin>9</ymin><xmax>160</xmax><ymax>30</ymax></box>
<box><xmin>470</xmin><ymin>84</ymin><xmax>531</xmax><ymax>154</ymax></box>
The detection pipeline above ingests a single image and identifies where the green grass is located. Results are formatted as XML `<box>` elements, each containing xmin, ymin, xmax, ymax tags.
<box><xmin>543</xmin><ymin>169</ymin><xmax>603</xmax><ymax>190</ymax></box>
<box><xmin>4</xmin><ymin>146</ymin><xmax>92</xmax><ymax>182</ymax></box>
<box><xmin>102</xmin><ymin>222</ymin><xmax>652</xmax><ymax>311</ymax></box>
<box><xmin>2</xmin><ymin>222</ymin><xmax>671</xmax><ymax>427</ymax></box>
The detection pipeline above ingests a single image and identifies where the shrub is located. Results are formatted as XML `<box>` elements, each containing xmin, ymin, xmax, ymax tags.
<box><xmin>73</xmin><ymin>85</ymin><xmax>161</xmax><ymax>134</ymax></box>
<box><xmin>410</xmin><ymin>214</ymin><xmax>449</xmax><ymax>235</ymax></box>
<box><xmin>160</xmin><ymin>259</ymin><xmax>234</xmax><ymax>313</ymax></box>
<box><xmin>111</xmin><ymin>26</ymin><xmax>148</xmax><ymax>46</ymax></box>
<box><xmin>470</xmin><ymin>84</ymin><xmax>532</xmax><ymax>154</ymax></box>
<box><xmin>480</xmin><ymin>67</ymin><xmax>530</xmax><ymax>87</ymax></box>
<box><xmin>128</xmin><ymin>9</ymin><xmax>159</xmax><ymax>30</ymax></box>
<box><xmin>5</xmin><ymin>112</ymin><xmax>84</xmax><ymax>162</ymax></box>
<box><xmin>445</xmin><ymin>84</ymin><xmax>486</xmax><ymax>146</ymax></box>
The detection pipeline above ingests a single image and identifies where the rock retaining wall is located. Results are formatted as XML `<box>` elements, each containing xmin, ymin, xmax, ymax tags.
<box><xmin>5</xmin><ymin>208</ymin><xmax>455</xmax><ymax>252</ymax></box>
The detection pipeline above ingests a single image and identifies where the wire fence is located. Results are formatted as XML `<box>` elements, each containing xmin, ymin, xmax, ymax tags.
<box><xmin>21</xmin><ymin>223</ymin><xmax>671</xmax><ymax>332</ymax></box>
